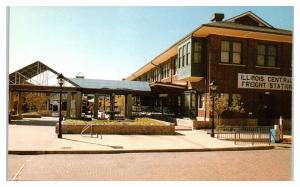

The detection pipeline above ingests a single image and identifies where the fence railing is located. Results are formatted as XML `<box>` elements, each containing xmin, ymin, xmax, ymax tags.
<box><xmin>216</xmin><ymin>126</ymin><xmax>273</xmax><ymax>145</ymax></box>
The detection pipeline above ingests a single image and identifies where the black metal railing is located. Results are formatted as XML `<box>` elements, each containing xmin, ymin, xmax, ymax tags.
<box><xmin>216</xmin><ymin>126</ymin><xmax>273</xmax><ymax>145</ymax></box>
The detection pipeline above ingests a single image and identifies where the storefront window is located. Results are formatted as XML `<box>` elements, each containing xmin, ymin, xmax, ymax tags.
<box><xmin>199</xmin><ymin>94</ymin><xmax>206</xmax><ymax>108</ymax></box>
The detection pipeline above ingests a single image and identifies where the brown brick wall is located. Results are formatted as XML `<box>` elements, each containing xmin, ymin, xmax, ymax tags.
<box><xmin>203</xmin><ymin>35</ymin><xmax>292</xmax><ymax>120</ymax></box>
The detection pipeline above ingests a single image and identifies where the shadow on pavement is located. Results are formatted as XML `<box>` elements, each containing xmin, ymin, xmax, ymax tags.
<box><xmin>62</xmin><ymin>137</ymin><xmax>124</xmax><ymax>149</ymax></box>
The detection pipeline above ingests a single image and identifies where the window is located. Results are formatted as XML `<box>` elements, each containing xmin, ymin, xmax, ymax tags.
<box><xmin>173</xmin><ymin>58</ymin><xmax>177</xmax><ymax>75</ymax></box>
<box><xmin>174</xmin><ymin>58</ymin><xmax>178</xmax><ymax>74</ymax></box>
<box><xmin>219</xmin><ymin>93</ymin><xmax>229</xmax><ymax>109</ymax></box>
<box><xmin>220</xmin><ymin>41</ymin><xmax>242</xmax><ymax>64</ymax></box>
<box><xmin>257</xmin><ymin>45</ymin><xmax>265</xmax><ymax>66</ymax></box>
<box><xmin>194</xmin><ymin>40</ymin><xmax>202</xmax><ymax>63</ymax></box>
<box><xmin>153</xmin><ymin>68</ymin><xmax>159</xmax><ymax>82</ymax></box>
<box><xmin>178</xmin><ymin>41</ymin><xmax>192</xmax><ymax>68</ymax></box>
<box><xmin>232</xmin><ymin>42</ymin><xmax>241</xmax><ymax>64</ymax></box>
<box><xmin>146</xmin><ymin>72</ymin><xmax>150</xmax><ymax>82</ymax></box>
<box><xmin>199</xmin><ymin>94</ymin><xmax>206</xmax><ymax>109</ymax></box>
<box><xmin>256</xmin><ymin>44</ymin><xmax>277</xmax><ymax>67</ymax></box>
<box><xmin>187</xmin><ymin>42</ymin><xmax>191</xmax><ymax>65</ymax></box>
<box><xmin>268</xmin><ymin>46</ymin><xmax>277</xmax><ymax>67</ymax></box>
<box><xmin>182</xmin><ymin>45</ymin><xmax>186</xmax><ymax>67</ymax></box>
<box><xmin>221</xmin><ymin>41</ymin><xmax>230</xmax><ymax>63</ymax></box>
<box><xmin>162</xmin><ymin>63</ymin><xmax>170</xmax><ymax>79</ymax></box>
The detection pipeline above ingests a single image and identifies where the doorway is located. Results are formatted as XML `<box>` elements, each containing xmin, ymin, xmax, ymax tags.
<box><xmin>257</xmin><ymin>93</ymin><xmax>276</xmax><ymax>126</ymax></box>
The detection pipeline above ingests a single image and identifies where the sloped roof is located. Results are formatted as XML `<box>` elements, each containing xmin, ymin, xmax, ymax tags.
<box><xmin>225</xmin><ymin>11</ymin><xmax>273</xmax><ymax>28</ymax></box>
<box><xmin>69</xmin><ymin>78</ymin><xmax>151</xmax><ymax>92</ymax></box>
<box><xmin>203</xmin><ymin>21</ymin><xmax>292</xmax><ymax>36</ymax></box>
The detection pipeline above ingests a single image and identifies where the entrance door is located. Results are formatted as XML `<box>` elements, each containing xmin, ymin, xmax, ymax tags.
<box><xmin>257</xmin><ymin>93</ymin><xmax>276</xmax><ymax>126</ymax></box>
<box><xmin>182</xmin><ymin>91</ymin><xmax>198</xmax><ymax>118</ymax></box>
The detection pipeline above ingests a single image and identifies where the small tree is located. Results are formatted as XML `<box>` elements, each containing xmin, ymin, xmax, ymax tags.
<box><xmin>24</xmin><ymin>92</ymin><xmax>48</xmax><ymax>112</ymax></box>
<box><xmin>210</xmin><ymin>94</ymin><xmax>228</xmax><ymax>126</ymax></box>
<box><xmin>210</xmin><ymin>94</ymin><xmax>245</xmax><ymax>126</ymax></box>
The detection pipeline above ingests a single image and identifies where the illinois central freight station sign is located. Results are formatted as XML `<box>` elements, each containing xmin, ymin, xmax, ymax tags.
<box><xmin>238</xmin><ymin>73</ymin><xmax>292</xmax><ymax>91</ymax></box>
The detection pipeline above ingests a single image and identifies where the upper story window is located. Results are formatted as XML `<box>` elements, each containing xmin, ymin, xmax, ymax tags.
<box><xmin>194</xmin><ymin>40</ymin><xmax>202</xmax><ymax>63</ymax></box>
<box><xmin>178</xmin><ymin>41</ymin><xmax>191</xmax><ymax>68</ymax></box>
<box><xmin>154</xmin><ymin>68</ymin><xmax>159</xmax><ymax>82</ymax></box>
<box><xmin>162</xmin><ymin>63</ymin><xmax>170</xmax><ymax>79</ymax></box>
<box><xmin>187</xmin><ymin>42</ymin><xmax>191</xmax><ymax>65</ymax></box>
<box><xmin>221</xmin><ymin>41</ymin><xmax>242</xmax><ymax>64</ymax></box>
<box><xmin>146</xmin><ymin>72</ymin><xmax>150</xmax><ymax>82</ymax></box>
<box><xmin>257</xmin><ymin>44</ymin><xmax>277</xmax><ymax>67</ymax></box>
<box><xmin>182</xmin><ymin>45</ymin><xmax>186</xmax><ymax>67</ymax></box>
<box><xmin>179</xmin><ymin>47</ymin><xmax>184</xmax><ymax>68</ymax></box>
<box><xmin>173</xmin><ymin>57</ymin><xmax>177</xmax><ymax>75</ymax></box>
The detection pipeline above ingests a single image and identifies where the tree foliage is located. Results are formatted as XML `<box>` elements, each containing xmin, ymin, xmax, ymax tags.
<box><xmin>24</xmin><ymin>92</ymin><xmax>48</xmax><ymax>112</ymax></box>
<box><xmin>210</xmin><ymin>93</ymin><xmax>245</xmax><ymax>126</ymax></box>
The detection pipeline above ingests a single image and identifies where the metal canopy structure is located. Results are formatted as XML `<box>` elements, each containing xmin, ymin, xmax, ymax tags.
<box><xmin>9</xmin><ymin>61</ymin><xmax>151</xmax><ymax>95</ymax></box>
<box><xmin>9</xmin><ymin>61</ymin><xmax>78</xmax><ymax>87</ymax></box>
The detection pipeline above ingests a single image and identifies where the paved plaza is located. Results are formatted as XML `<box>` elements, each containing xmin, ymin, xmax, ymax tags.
<box><xmin>8</xmin><ymin>118</ymin><xmax>277</xmax><ymax>153</ymax></box>
<box><xmin>7</xmin><ymin>118</ymin><xmax>293</xmax><ymax>181</ymax></box>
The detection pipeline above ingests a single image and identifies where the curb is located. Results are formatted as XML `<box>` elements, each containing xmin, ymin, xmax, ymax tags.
<box><xmin>8</xmin><ymin>145</ymin><xmax>274</xmax><ymax>155</ymax></box>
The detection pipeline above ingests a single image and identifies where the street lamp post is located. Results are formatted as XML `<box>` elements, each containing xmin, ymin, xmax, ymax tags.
<box><xmin>210</xmin><ymin>80</ymin><xmax>217</xmax><ymax>138</ymax></box>
<box><xmin>57</xmin><ymin>73</ymin><xmax>65</xmax><ymax>138</ymax></box>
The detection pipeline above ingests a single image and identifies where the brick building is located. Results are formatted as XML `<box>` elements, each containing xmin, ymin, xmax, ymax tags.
<box><xmin>126</xmin><ymin>11</ymin><xmax>292</xmax><ymax>127</ymax></box>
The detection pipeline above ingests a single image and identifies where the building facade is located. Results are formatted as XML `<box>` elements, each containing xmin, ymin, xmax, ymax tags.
<box><xmin>126</xmin><ymin>11</ymin><xmax>292</xmax><ymax>127</ymax></box>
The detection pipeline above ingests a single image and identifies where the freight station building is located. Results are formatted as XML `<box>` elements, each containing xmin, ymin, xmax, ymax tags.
<box><xmin>126</xmin><ymin>11</ymin><xmax>292</xmax><ymax>127</ymax></box>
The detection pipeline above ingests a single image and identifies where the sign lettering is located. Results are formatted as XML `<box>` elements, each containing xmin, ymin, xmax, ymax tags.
<box><xmin>238</xmin><ymin>73</ymin><xmax>292</xmax><ymax>91</ymax></box>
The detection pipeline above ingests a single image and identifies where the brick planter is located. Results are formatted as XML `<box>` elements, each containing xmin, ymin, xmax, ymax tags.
<box><xmin>56</xmin><ymin>124</ymin><xmax>175</xmax><ymax>135</ymax></box>
<box><xmin>21</xmin><ymin>114</ymin><xmax>41</xmax><ymax>118</ymax></box>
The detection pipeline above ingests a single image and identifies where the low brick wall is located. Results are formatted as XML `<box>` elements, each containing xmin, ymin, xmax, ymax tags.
<box><xmin>56</xmin><ymin>124</ymin><xmax>175</xmax><ymax>135</ymax></box>
<box><xmin>21</xmin><ymin>114</ymin><xmax>42</xmax><ymax>118</ymax></box>
<box><xmin>175</xmin><ymin>118</ymin><xmax>197</xmax><ymax>129</ymax></box>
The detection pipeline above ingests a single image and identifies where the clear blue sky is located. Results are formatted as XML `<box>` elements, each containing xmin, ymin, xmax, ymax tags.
<box><xmin>9</xmin><ymin>6</ymin><xmax>293</xmax><ymax>80</ymax></box>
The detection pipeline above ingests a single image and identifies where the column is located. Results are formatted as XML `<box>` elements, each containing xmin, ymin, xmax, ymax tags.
<box><xmin>76</xmin><ymin>91</ymin><xmax>82</xmax><ymax>119</ymax></box>
<box><xmin>110</xmin><ymin>93</ymin><xmax>115</xmax><ymax>120</ymax></box>
<box><xmin>126</xmin><ymin>94</ymin><xmax>133</xmax><ymax>119</ymax></box>
<box><xmin>124</xmin><ymin>94</ymin><xmax>128</xmax><ymax>118</ymax></box>
<box><xmin>17</xmin><ymin>92</ymin><xmax>22</xmax><ymax>115</ymax></box>
<box><xmin>66</xmin><ymin>91</ymin><xmax>71</xmax><ymax>119</ymax></box>
<box><xmin>94</xmin><ymin>93</ymin><xmax>99</xmax><ymax>119</ymax></box>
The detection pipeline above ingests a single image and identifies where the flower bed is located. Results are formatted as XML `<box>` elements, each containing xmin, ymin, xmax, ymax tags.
<box><xmin>56</xmin><ymin>118</ymin><xmax>175</xmax><ymax>135</ymax></box>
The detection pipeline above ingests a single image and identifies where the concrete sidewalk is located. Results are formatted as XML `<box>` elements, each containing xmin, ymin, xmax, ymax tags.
<box><xmin>8</xmin><ymin>124</ymin><xmax>277</xmax><ymax>154</ymax></box>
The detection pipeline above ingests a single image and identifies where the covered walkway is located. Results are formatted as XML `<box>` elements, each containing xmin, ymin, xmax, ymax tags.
<box><xmin>9</xmin><ymin>61</ymin><xmax>151</xmax><ymax>120</ymax></box>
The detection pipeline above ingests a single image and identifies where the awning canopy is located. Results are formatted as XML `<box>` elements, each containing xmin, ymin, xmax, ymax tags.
<box><xmin>150</xmin><ymin>82</ymin><xmax>187</xmax><ymax>94</ymax></box>
<box><xmin>70</xmin><ymin>78</ymin><xmax>151</xmax><ymax>95</ymax></box>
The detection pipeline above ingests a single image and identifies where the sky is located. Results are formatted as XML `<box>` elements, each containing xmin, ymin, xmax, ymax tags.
<box><xmin>9</xmin><ymin>6</ymin><xmax>293</xmax><ymax>80</ymax></box>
